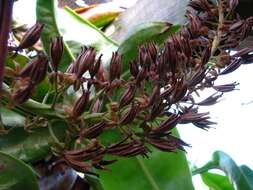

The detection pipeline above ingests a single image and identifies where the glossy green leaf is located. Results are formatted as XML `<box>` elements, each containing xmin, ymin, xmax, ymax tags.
<box><xmin>201</xmin><ymin>172</ymin><xmax>234</xmax><ymax>190</ymax></box>
<box><xmin>108</xmin><ymin>0</ymin><xmax>188</xmax><ymax>42</ymax></box>
<box><xmin>193</xmin><ymin>151</ymin><xmax>253</xmax><ymax>190</ymax></box>
<box><xmin>240</xmin><ymin>165</ymin><xmax>253</xmax><ymax>188</ymax></box>
<box><xmin>98</xmin><ymin>129</ymin><xmax>194</xmax><ymax>190</ymax></box>
<box><xmin>118</xmin><ymin>22</ymin><xmax>180</xmax><ymax>71</ymax></box>
<box><xmin>0</xmin><ymin>151</ymin><xmax>39</xmax><ymax>190</ymax></box>
<box><xmin>0</xmin><ymin>121</ymin><xmax>67</xmax><ymax>163</ymax></box>
<box><xmin>0</xmin><ymin>107</ymin><xmax>25</xmax><ymax>128</ymax></box>
<box><xmin>36</xmin><ymin>0</ymin><xmax>118</xmax><ymax>71</ymax></box>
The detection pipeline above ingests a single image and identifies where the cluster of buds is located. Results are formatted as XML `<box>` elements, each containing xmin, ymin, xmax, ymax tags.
<box><xmin>6</xmin><ymin>0</ymin><xmax>253</xmax><ymax>174</ymax></box>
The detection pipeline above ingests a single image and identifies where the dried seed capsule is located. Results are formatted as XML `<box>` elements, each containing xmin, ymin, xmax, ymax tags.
<box><xmin>109</xmin><ymin>52</ymin><xmax>122</xmax><ymax>82</ymax></box>
<box><xmin>229</xmin><ymin>0</ymin><xmax>238</xmax><ymax>10</ymax></box>
<box><xmin>89</xmin><ymin>54</ymin><xmax>102</xmax><ymax>78</ymax></box>
<box><xmin>76</xmin><ymin>47</ymin><xmax>96</xmax><ymax>78</ymax></box>
<box><xmin>79</xmin><ymin>121</ymin><xmax>108</xmax><ymax>139</ymax></box>
<box><xmin>19</xmin><ymin>52</ymin><xmax>48</xmax><ymax>84</ymax></box>
<box><xmin>50</xmin><ymin>36</ymin><xmax>64</xmax><ymax>72</ymax></box>
<box><xmin>148</xmin><ymin>84</ymin><xmax>160</xmax><ymax>106</ymax></box>
<box><xmin>119</xmin><ymin>84</ymin><xmax>136</xmax><ymax>108</ymax></box>
<box><xmin>17</xmin><ymin>23</ymin><xmax>44</xmax><ymax>50</ymax></box>
<box><xmin>72</xmin><ymin>90</ymin><xmax>90</xmax><ymax>118</ymax></box>
<box><xmin>219</xmin><ymin>59</ymin><xmax>243</xmax><ymax>75</ymax></box>
<box><xmin>12</xmin><ymin>79</ymin><xmax>35</xmax><ymax>104</ymax></box>
<box><xmin>119</xmin><ymin>104</ymin><xmax>139</xmax><ymax>125</ymax></box>
<box><xmin>196</xmin><ymin>93</ymin><xmax>223</xmax><ymax>106</ymax></box>
<box><xmin>129</xmin><ymin>60</ymin><xmax>139</xmax><ymax>78</ymax></box>
<box><xmin>30</xmin><ymin>52</ymin><xmax>49</xmax><ymax>84</ymax></box>
<box><xmin>152</xmin><ymin>114</ymin><xmax>180</xmax><ymax>134</ymax></box>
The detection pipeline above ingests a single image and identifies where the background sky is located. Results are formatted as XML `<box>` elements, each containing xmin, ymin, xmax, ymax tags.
<box><xmin>13</xmin><ymin>0</ymin><xmax>253</xmax><ymax>189</ymax></box>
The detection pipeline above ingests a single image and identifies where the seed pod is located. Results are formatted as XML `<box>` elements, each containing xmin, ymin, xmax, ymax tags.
<box><xmin>50</xmin><ymin>36</ymin><xmax>64</xmax><ymax>72</ymax></box>
<box><xmin>79</xmin><ymin>121</ymin><xmax>108</xmax><ymax>139</ymax></box>
<box><xmin>119</xmin><ymin>104</ymin><xmax>139</xmax><ymax>125</ymax></box>
<box><xmin>136</xmin><ymin>67</ymin><xmax>148</xmax><ymax>85</ymax></box>
<box><xmin>12</xmin><ymin>79</ymin><xmax>35</xmax><ymax>104</ymax></box>
<box><xmin>229</xmin><ymin>0</ymin><xmax>238</xmax><ymax>10</ymax></box>
<box><xmin>109</xmin><ymin>52</ymin><xmax>122</xmax><ymax>82</ymax></box>
<box><xmin>89</xmin><ymin>54</ymin><xmax>102</xmax><ymax>78</ymax></box>
<box><xmin>148</xmin><ymin>84</ymin><xmax>160</xmax><ymax>106</ymax></box>
<box><xmin>30</xmin><ymin>52</ymin><xmax>49</xmax><ymax>84</ymax></box>
<box><xmin>129</xmin><ymin>60</ymin><xmax>139</xmax><ymax>78</ymax></box>
<box><xmin>76</xmin><ymin>47</ymin><xmax>96</xmax><ymax>78</ymax></box>
<box><xmin>17</xmin><ymin>23</ymin><xmax>44</xmax><ymax>50</ymax></box>
<box><xmin>119</xmin><ymin>84</ymin><xmax>136</xmax><ymax>108</ymax></box>
<box><xmin>19</xmin><ymin>52</ymin><xmax>48</xmax><ymax>84</ymax></box>
<box><xmin>72</xmin><ymin>90</ymin><xmax>90</xmax><ymax>118</ymax></box>
<box><xmin>220</xmin><ymin>59</ymin><xmax>242</xmax><ymax>75</ymax></box>
<box><xmin>213</xmin><ymin>82</ymin><xmax>238</xmax><ymax>92</ymax></box>
<box><xmin>196</xmin><ymin>93</ymin><xmax>223</xmax><ymax>106</ymax></box>
<box><xmin>146</xmin><ymin>42</ymin><xmax>158</xmax><ymax>63</ymax></box>
<box><xmin>92</xmin><ymin>98</ymin><xmax>103</xmax><ymax>113</ymax></box>
<box><xmin>152</xmin><ymin>114</ymin><xmax>180</xmax><ymax>134</ymax></box>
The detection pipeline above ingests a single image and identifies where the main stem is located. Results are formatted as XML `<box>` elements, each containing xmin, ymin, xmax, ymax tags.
<box><xmin>0</xmin><ymin>0</ymin><xmax>14</xmax><ymax>131</ymax></box>
<box><xmin>0</xmin><ymin>0</ymin><xmax>14</xmax><ymax>93</ymax></box>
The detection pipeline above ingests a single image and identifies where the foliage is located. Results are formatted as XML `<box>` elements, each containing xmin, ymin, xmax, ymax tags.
<box><xmin>0</xmin><ymin>0</ymin><xmax>252</xmax><ymax>189</ymax></box>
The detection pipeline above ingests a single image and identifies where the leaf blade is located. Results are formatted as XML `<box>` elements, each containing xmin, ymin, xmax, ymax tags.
<box><xmin>0</xmin><ymin>151</ymin><xmax>39</xmax><ymax>190</ymax></box>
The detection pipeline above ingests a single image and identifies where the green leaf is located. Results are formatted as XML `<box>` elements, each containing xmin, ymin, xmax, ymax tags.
<box><xmin>107</xmin><ymin>0</ymin><xmax>188</xmax><ymax>42</ymax></box>
<box><xmin>36</xmin><ymin>0</ymin><xmax>118</xmax><ymax>71</ymax></box>
<box><xmin>0</xmin><ymin>121</ymin><xmax>67</xmax><ymax>163</ymax></box>
<box><xmin>240</xmin><ymin>165</ymin><xmax>253</xmax><ymax>188</ymax></box>
<box><xmin>0</xmin><ymin>151</ymin><xmax>39</xmax><ymax>190</ymax></box>
<box><xmin>118</xmin><ymin>22</ymin><xmax>180</xmax><ymax>72</ymax></box>
<box><xmin>201</xmin><ymin>172</ymin><xmax>235</xmax><ymax>190</ymax></box>
<box><xmin>0</xmin><ymin>107</ymin><xmax>25</xmax><ymax>128</ymax></box>
<box><xmin>193</xmin><ymin>151</ymin><xmax>253</xmax><ymax>190</ymax></box>
<box><xmin>98</xmin><ymin>129</ymin><xmax>194</xmax><ymax>190</ymax></box>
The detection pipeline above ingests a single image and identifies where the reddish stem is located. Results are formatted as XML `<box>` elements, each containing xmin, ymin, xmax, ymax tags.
<box><xmin>0</xmin><ymin>0</ymin><xmax>14</xmax><ymax>92</ymax></box>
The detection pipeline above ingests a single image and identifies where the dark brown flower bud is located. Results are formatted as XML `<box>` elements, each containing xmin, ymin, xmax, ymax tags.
<box><xmin>186</xmin><ymin>11</ymin><xmax>202</xmax><ymax>36</ymax></box>
<box><xmin>201</xmin><ymin>46</ymin><xmax>211</xmax><ymax>65</ymax></box>
<box><xmin>229</xmin><ymin>20</ymin><xmax>244</xmax><ymax>32</ymax></box>
<box><xmin>139</xmin><ymin>46</ymin><xmax>153</xmax><ymax>69</ymax></box>
<box><xmin>152</xmin><ymin>114</ymin><xmax>180</xmax><ymax>134</ymax></box>
<box><xmin>50</xmin><ymin>36</ymin><xmax>64</xmax><ymax>72</ymax></box>
<box><xmin>30</xmin><ymin>52</ymin><xmax>48</xmax><ymax>84</ymax></box>
<box><xmin>17</xmin><ymin>22</ymin><xmax>44</xmax><ymax>50</ymax></box>
<box><xmin>147</xmin><ymin>136</ymin><xmax>188</xmax><ymax>152</ymax></box>
<box><xmin>89</xmin><ymin>54</ymin><xmax>102</xmax><ymax>78</ymax></box>
<box><xmin>119</xmin><ymin>84</ymin><xmax>136</xmax><ymax>108</ymax></box>
<box><xmin>149</xmin><ymin>98</ymin><xmax>165</xmax><ymax>120</ymax></box>
<box><xmin>107</xmin><ymin>140</ymin><xmax>149</xmax><ymax>157</ymax></box>
<box><xmin>129</xmin><ymin>60</ymin><xmax>139</xmax><ymax>78</ymax></box>
<box><xmin>92</xmin><ymin>98</ymin><xmax>103</xmax><ymax>113</ymax></box>
<box><xmin>119</xmin><ymin>104</ymin><xmax>139</xmax><ymax>125</ymax></box>
<box><xmin>72</xmin><ymin>90</ymin><xmax>90</xmax><ymax>118</ymax></box>
<box><xmin>220</xmin><ymin>58</ymin><xmax>243</xmax><ymax>75</ymax></box>
<box><xmin>12</xmin><ymin>79</ymin><xmax>35</xmax><ymax>104</ymax></box>
<box><xmin>148</xmin><ymin>84</ymin><xmax>160</xmax><ymax>106</ymax></box>
<box><xmin>19</xmin><ymin>52</ymin><xmax>48</xmax><ymax>84</ymax></box>
<box><xmin>213</xmin><ymin>82</ymin><xmax>238</xmax><ymax>92</ymax></box>
<box><xmin>79</xmin><ymin>121</ymin><xmax>108</xmax><ymax>139</ymax></box>
<box><xmin>136</xmin><ymin>67</ymin><xmax>148</xmax><ymax>85</ymax></box>
<box><xmin>146</xmin><ymin>42</ymin><xmax>158</xmax><ymax>63</ymax></box>
<box><xmin>229</xmin><ymin>0</ymin><xmax>238</xmax><ymax>10</ymax></box>
<box><xmin>109</xmin><ymin>52</ymin><xmax>122</xmax><ymax>82</ymax></box>
<box><xmin>196</xmin><ymin>92</ymin><xmax>223</xmax><ymax>106</ymax></box>
<box><xmin>76</xmin><ymin>47</ymin><xmax>96</xmax><ymax>78</ymax></box>
<box><xmin>188</xmin><ymin>69</ymin><xmax>206</xmax><ymax>87</ymax></box>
